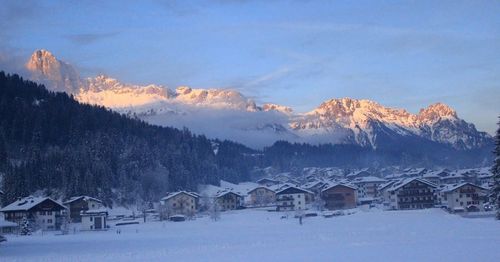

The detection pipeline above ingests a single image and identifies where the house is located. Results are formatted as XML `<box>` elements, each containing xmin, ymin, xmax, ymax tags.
<box><xmin>352</xmin><ymin>176</ymin><xmax>386</xmax><ymax>204</ymax></box>
<box><xmin>0</xmin><ymin>196</ymin><xmax>67</xmax><ymax>231</ymax></box>
<box><xmin>385</xmin><ymin>178</ymin><xmax>437</xmax><ymax>210</ymax></box>
<box><xmin>247</xmin><ymin>186</ymin><xmax>276</xmax><ymax>206</ymax></box>
<box><xmin>159</xmin><ymin>191</ymin><xmax>198</xmax><ymax>219</ymax></box>
<box><xmin>63</xmin><ymin>196</ymin><xmax>104</xmax><ymax>222</ymax></box>
<box><xmin>321</xmin><ymin>184</ymin><xmax>357</xmax><ymax>210</ymax></box>
<box><xmin>438</xmin><ymin>183</ymin><xmax>488</xmax><ymax>212</ymax></box>
<box><xmin>275</xmin><ymin>186</ymin><xmax>311</xmax><ymax>211</ymax></box>
<box><xmin>81</xmin><ymin>209</ymin><xmax>108</xmax><ymax>231</ymax></box>
<box><xmin>216</xmin><ymin>191</ymin><xmax>243</xmax><ymax>211</ymax></box>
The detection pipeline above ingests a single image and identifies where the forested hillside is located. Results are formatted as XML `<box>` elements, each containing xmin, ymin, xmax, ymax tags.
<box><xmin>0</xmin><ymin>72</ymin><xmax>257</xmax><ymax>205</ymax></box>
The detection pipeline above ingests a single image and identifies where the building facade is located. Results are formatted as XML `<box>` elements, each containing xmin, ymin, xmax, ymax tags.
<box><xmin>385</xmin><ymin>178</ymin><xmax>437</xmax><ymax>210</ymax></box>
<box><xmin>63</xmin><ymin>196</ymin><xmax>104</xmax><ymax>222</ymax></box>
<box><xmin>275</xmin><ymin>187</ymin><xmax>310</xmax><ymax>211</ymax></box>
<box><xmin>160</xmin><ymin>191</ymin><xmax>198</xmax><ymax>219</ymax></box>
<box><xmin>0</xmin><ymin>196</ymin><xmax>67</xmax><ymax>231</ymax></box>
<box><xmin>247</xmin><ymin>186</ymin><xmax>276</xmax><ymax>206</ymax></box>
<box><xmin>321</xmin><ymin>184</ymin><xmax>357</xmax><ymax>210</ymax></box>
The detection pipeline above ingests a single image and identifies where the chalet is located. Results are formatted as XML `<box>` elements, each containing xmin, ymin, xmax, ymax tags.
<box><xmin>352</xmin><ymin>176</ymin><xmax>386</xmax><ymax>203</ymax></box>
<box><xmin>321</xmin><ymin>184</ymin><xmax>357</xmax><ymax>210</ymax></box>
<box><xmin>0</xmin><ymin>196</ymin><xmax>67</xmax><ymax>231</ymax></box>
<box><xmin>275</xmin><ymin>186</ymin><xmax>311</xmax><ymax>211</ymax></box>
<box><xmin>81</xmin><ymin>209</ymin><xmax>108</xmax><ymax>231</ymax></box>
<box><xmin>247</xmin><ymin>186</ymin><xmax>276</xmax><ymax>206</ymax></box>
<box><xmin>216</xmin><ymin>191</ymin><xmax>244</xmax><ymax>211</ymax></box>
<box><xmin>438</xmin><ymin>183</ymin><xmax>488</xmax><ymax>212</ymax></box>
<box><xmin>160</xmin><ymin>191</ymin><xmax>198</xmax><ymax>218</ymax></box>
<box><xmin>385</xmin><ymin>178</ymin><xmax>437</xmax><ymax>210</ymax></box>
<box><xmin>63</xmin><ymin>196</ymin><xmax>104</xmax><ymax>222</ymax></box>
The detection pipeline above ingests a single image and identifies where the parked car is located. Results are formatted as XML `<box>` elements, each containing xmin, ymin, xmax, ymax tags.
<box><xmin>170</xmin><ymin>215</ymin><xmax>186</xmax><ymax>222</ymax></box>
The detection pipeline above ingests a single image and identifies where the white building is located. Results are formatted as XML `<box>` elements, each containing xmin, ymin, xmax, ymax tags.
<box><xmin>81</xmin><ymin>209</ymin><xmax>108</xmax><ymax>231</ymax></box>
<box><xmin>275</xmin><ymin>186</ymin><xmax>312</xmax><ymax>211</ymax></box>
<box><xmin>0</xmin><ymin>196</ymin><xmax>66</xmax><ymax>231</ymax></box>
<box><xmin>438</xmin><ymin>183</ymin><xmax>488</xmax><ymax>212</ymax></box>
<box><xmin>352</xmin><ymin>176</ymin><xmax>387</xmax><ymax>204</ymax></box>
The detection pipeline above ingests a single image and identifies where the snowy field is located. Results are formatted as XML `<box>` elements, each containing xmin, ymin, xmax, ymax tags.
<box><xmin>1</xmin><ymin>208</ymin><xmax>499</xmax><ymax>262</ymax></box>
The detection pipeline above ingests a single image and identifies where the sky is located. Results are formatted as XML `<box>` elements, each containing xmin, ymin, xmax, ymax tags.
<box><xmin>1</xmin><ymin>0</ymin><xmax>499</xmax><ymax>134</ymax></box>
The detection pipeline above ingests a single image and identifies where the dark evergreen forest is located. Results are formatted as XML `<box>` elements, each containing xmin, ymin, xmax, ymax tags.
<box><xmin>0</xmin><ymin>72</ymin><xmax>257</xmax><ymax>205</ymax></box>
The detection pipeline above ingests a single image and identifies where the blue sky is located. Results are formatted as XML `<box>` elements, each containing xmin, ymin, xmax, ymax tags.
<box><xmin>1</xmin><ymin>0</ymin><xmax>499</xmax><ymax>133</ymax></box>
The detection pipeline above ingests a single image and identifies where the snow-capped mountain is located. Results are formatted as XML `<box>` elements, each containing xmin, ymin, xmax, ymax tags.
<box><xmin>290</xmin><ymin>98</ymin><xmax>492</xmax><ymax>150</ymax></box>
<box><xmin>22</xmin><ymin>49</ymin><xmax>493</xmax><ymax>150</ymax></box>
<box><xmin>26</xmin><ymin>49</ymin><xmax>82</xmax><ymax>94</ymax></box>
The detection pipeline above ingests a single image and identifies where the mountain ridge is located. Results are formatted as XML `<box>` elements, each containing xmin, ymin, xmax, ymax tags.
<box><xmin>24</xmin><ymin>49</ymin><xmax>493</xmax><ymax>150</ymax></box>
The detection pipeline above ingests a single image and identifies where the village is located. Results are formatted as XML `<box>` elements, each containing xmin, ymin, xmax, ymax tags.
<box><xmin>0</xmin><ymin>166</ymin><xmax>495</xmax><ymax>237</ymax></box>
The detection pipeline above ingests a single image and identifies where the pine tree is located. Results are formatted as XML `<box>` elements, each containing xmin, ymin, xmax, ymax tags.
<box><xmin>492</xmin><ymin>117</ymin><xmax>500</xmax><ymax>220</ymax></box>
<box><xmin>20</xmin><ymin>215</ymin><xmax>32</xmax><ymax>235</ymax></box>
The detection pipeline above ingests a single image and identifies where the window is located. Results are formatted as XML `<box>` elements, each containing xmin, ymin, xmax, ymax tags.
<box><xmin>90</xmin><ymin>217</ymin><xmax>93</xmax><ymax>222</ymax></box>
<box><xmin>48</xmin><ymin>219</ymin><xmax>53</xmax><ymax>223</ymax></box>
<box><xmin>47</xmin><ymin>211</ymin><xmax>52</xmax><ymax>215</ymax></box>
<box><xmin>298</xmin><ymin>201</ymin><xmax>301</xmax><ymax>205</ymax></box>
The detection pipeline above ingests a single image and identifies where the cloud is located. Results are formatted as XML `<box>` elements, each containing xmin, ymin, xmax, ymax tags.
<box><xmin>65</xmin><ymin>32</ymin><xmax>119</xmax><ymax>45</ymax></box>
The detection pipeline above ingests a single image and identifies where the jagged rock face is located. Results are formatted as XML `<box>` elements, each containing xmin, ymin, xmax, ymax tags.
<box><xmin>290</xmin><ymin>98</ymin><xmax>492</xmax><ymax>149</ymax></box>
<box><xmin>262</xmin><ymin>103</ymin><xmax>293</xmax><ymax>114</ymax></box>
<box><xmin>26</xmin><ymin>49</ymin><xmax>81</xmax><ymax>94</ymax></box>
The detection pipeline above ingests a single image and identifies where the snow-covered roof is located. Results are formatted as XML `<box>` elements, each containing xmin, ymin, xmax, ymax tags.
<box><xmin>0</xmin><ymin>196</ymin><xmax>66</xmax><ymax>212</ymax></box>
<box><xmin>275</xmin><ymin>186</ymin><xmax>313</xmax><ymax>195</ymax></box>
<box><xmin>352</xmin><ymin>176</ymin><xmax>386</xmax><ymax>184</ymax></box>
<box><xmin>63</xmin><ymin>195</ymin><xmax>103</xmax><ymax>205</ymax></box>
<box><xmin>440</xmin><ymin>182</ymin><xmax>488</xmax><ymax>193</ymax></box>
<box><xmin>387</xmin><ymin>178</ymin><xmax>437</xmax><ymax>192</ymax></box>
<box><xmin>161</xmin><ymin>191</ymin><xmax>199</xmax><ymax>201</ymax></box>
<box><xmin>215</xmin><ymin>190</ymin><xmax>244</xmax><ymax>198</ymax></box>
<box><xmin>247</xmin><ymin>186</ymin><xmax>275</xmax><ymax>194</ymax></box>
<box><xmin>321</xmin><ymin>183</ymin><xmax>357</xmax><ymax>193</ymax></box>
<box><xmin>378</xmin><ymin>181</ymin><xmax>396</xmax><ymax>191</ymax></box>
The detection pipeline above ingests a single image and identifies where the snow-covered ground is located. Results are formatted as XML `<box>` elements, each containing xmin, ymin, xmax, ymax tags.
<box><xmin>1</xmin><ymin>208</ymin><xmax>499</xmax><ymax>262</ymax></box>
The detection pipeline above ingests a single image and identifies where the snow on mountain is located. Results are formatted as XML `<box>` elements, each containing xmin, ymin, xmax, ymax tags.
<box><xmin>23</xmin><ymin>49</ymin><xmax>492</xmax><ymax>150</ymax></box>
<box><xmin>26</xmin><ymin>49</ymin><xmax>82</xmax><ymax>94</ymax></box>
<box><xmin>174</xmin><ymin>86</ymin><xmax>258</xmax><ymax>111</ymax></box>
<box><xmin>291</xmin><ymin>98</ymin><xmax>492</xmax><ymax>149</ymax></box>
<box><xmin>77</xmin><ymin>75</ymin><xmax>172</xmax><ymax>108</ymax></box>
<box><xmin>262</xmin><ymin>103</ymin><xmax>293</xmax><ymax>114</ymax></box>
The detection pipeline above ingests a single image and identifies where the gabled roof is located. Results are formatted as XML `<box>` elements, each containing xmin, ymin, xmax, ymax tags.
<box><xmin>387</xmin><ymin>178</ymin><xmax>437</xmax><ymax>192</ymax></box>
<box><xmin>321</xmin><ymin>183</ymin><xmax>357</xmax><ymax>193</ymax></box>
<box><xmin>216</xmin><ymin>190</ymin><xmax>244</xmax><ymax>198</ymax></box>
<box><xmin>440</xmin><ymin>182</ymin><xmax>488</xmax><ymax>193</ymax></box>
<box><xmin>161</xmin><ymin>191</ymin><xmax>199</xmax><ymax>201</ymax></box>
<box><xmin>247</xmin><ymin>186</ymin><xmax>275</xmax><ymax>194</ymax></box>
<box><xmin>378</xmin><ymin>180</ymin><xmax>396</xmax><ymax>191</ymax></box>
<box><xmin>352</xmin><ymin>176</ymin><xmax>386</xmax><ymax>184</ymax></box>
<box><xmin>63</xmin><ymin>195</ymin><xmax>103</xmax><ymax>205</ymax></box>
<box><xmin>276</xmin><ymin>186</ymin><xmax>312</xmax><ymax>195</ymax></box>
<box><xmin>0</xmin><ymin>196</ymin><xmax>66</xmax><ymax>212</ymax></box>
